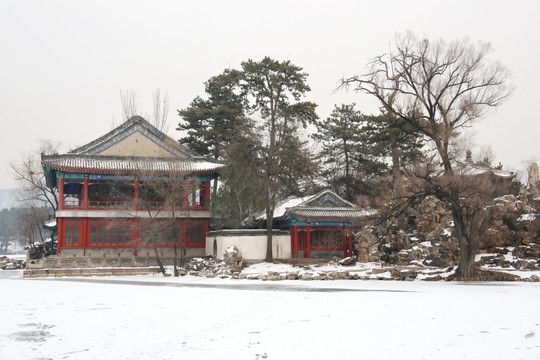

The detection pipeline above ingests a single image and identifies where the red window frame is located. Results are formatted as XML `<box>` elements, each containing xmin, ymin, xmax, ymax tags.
<box><xmin>63</xmin><ymin>218</ymin><xmax>82</xmax><ymax>248</ymax></box>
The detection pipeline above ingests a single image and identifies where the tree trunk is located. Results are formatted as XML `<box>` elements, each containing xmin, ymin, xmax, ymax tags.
<box><xmin>180</xmin><ymin>246</ymin><xmax>185</xmax><ymax>268</ymax></box>
<box><xmin>454</xmin><ymin>210</ymin><xmax>488</xmax><ymax>280</ymax></box>
<box><xmin>266</xmin><ymin>204</ymin><xmax>274</xmax><ymax>262</ymax></box>
<box><xmin>153</xmin><ymin>246</ymin><xmax>167</xmax><ymax>275</ymax></box>
<box><xmin>173</xmin><ymin>244</ymin><xmax>179</xmax><ymax>277</ymax></box>
<box><xmin>212</xmin><ymin>178</ymin><xmax>218</xmax><ymax>200</ymax></box>
<box><xmin>448</xmin><ymin>189</ymin><xmax>481</xmax><ymax>280</ymax></box>
<box><xmin>343</xmin><ymin>140</ymin><xmax>352</xmax><ymax>201</ymax></box>
<box><xmin>454</xmin><ymin>234</ymin><xmax>476</xmax><ymax>280</ymax></box>
<box><xmin>390</xmin><ymin>133</ymin><xmax>402</xmax><ymax>197</ymax></box>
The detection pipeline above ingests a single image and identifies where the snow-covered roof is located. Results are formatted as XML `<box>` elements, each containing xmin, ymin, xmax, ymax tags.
<box><xmin>41</xmin><ymin>116</ymin><xmax>224</xmax><ymax>176</ymax></box>
<box><xmin>287</xmin><ymin>208</ymin><xmax>379</xmax><ymax>219</ymax></box>
<box><xmin>42</xmin><ymin>155</ymin><xmax>224</xmax><ymax>174</ymax></box>
<box><xmin>457</xmin><ymin>164</ymin><xmax>515</xmax><ymax>179</ymax></box>
<box><xmin>272</xmin><ymin>194</ymin><xmax>316</xmax><ymax>219</ymax></box>
<box><xmin>257</xmin><ymin>189</ymin><xmax>378</xmax><ymax>221</ymax></box>
<box><xmin>69</xmin><ymin>116</ymin><xmax>197</xmax><ymax>159</ymax></box>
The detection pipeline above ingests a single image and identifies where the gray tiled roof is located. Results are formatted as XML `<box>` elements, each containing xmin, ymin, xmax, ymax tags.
<box><xmin>69</xmin><ymin>116</ymin><xmax>198</xmax><ymax>159</ymax></box>
<box><xmin>257</xmin><ymin>189</ymin><xmax>379</xmax><ymax>221</ymax></box>
<box><xmin>42</xmin><ymin>154</ymin><xmax>223</xmax><ymax>174</ymax></box>
<box><xmin>41</xmin><ymin>116</ymin><xmax>224</xmax><ymax>175</ymax></box>
<box><xmin>287</xmin><ymin>208</ymin><xmax>378</xmax><ymax>219</ymax></box>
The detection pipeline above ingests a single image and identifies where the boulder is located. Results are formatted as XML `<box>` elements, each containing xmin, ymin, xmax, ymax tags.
<box><xmin>354</xmin><ymin>227</ymin><xmax>379</xmax><ymax>262</ymax></box>
<box><xmin>339</xmin><ymin>256</ymin><xmax>356</xmax><ymax>266</ymax></box>
<box><xmin>223</xmin><ymin>246</ymin><xmax>243</xmax><ymax>271</ymax></box>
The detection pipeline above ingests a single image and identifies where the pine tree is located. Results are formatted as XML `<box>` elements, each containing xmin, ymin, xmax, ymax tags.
<box><xmin>313</xmin><ymin>104</ymin><xmax>387</xmax><ymax>202</ymax></box>
<box><xmin>177</xmin><ymin>68</ymin><xmax>245</xmax><ymax>161</ymax></box>
<box><xmin>362</xmin><ymin>113</ymin><xmax>425</xmax><ymax>197</ymax></box>
<box><xmin>241</xmin><ymin>57</ymin><xmax>319</xmax><ymax>261</ymax></box>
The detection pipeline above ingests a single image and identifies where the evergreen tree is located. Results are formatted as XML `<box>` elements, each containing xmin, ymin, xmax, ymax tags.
<box><xmin>241</xmin><ymin>57</ymin><xmax>319</xmax><ymax>261</ymax></box>
<box><xmin>178</xmin><ymin>59</ymin><xmax>319</xmax><ymax>246</ymax></box>
<box><xmin>313</xmin><ymin>104</ymin><xmax>387</xmax><ymax>202</ymax></box>
<box><xmin>177</xmin><ymin>68</ymin><xmax>245</xmax><ymax>161</ymax></box>
<box><xmin>363</xmin><ymin>113</ymin><xmax>425</xmax><ymax>197</ymax></box>
<box><xmin>212</xmin><ymin>128</ymin><xmax>266</xmax><ymax>229</ymax></box>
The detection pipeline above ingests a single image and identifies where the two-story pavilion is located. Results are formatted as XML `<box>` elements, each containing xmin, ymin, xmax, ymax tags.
<box><xmin>41</xmin><ymin>116</ymin><xmax>223</xmax><ymax>262</ymax></box>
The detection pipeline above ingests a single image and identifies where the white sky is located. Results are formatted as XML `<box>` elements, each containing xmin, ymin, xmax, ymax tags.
<box><xmin>1</xmin><ymin>0</ymin><xmax>539</xmax><ymax>189</ymax></box>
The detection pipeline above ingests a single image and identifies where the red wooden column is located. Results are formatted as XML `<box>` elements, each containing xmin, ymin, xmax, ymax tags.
<box><xmin>134</xmin><ymin>179</ymin><xmax>140</xmax><ymax>210</ymax></box>
<box><xmin>203</xmin><ymin>181</ymin><xmax>211</xmax><ymax>209</ymax></box>
<box><xmin>82</xmin><ymin>217</ymin><xmax>88</xmax><ymax>256</ymax></box>
<box><xmin>291</xmin><ymin>225</ymin><xmax>299</xmax><ymax>258</ymax></box>
<box><xmin>182</xmin><ymin>180</ymin><xmax>189</xmax><ymax>209</ymax></box>
<box><xmin>81</xmin><ymin>176</ymin><xmax>89</xmax><ymax>256</ymax></box>
<box><xmin>305</xmin><ymin>224</ymin><xmax>311</xmax><ymax>258</ymax></box>
<box><xmin>203</xmin><ymin>219</ymin><xmax>210</xmax><ymax>248</ymax></box>
<box><xmin>83</xmin><ymin>176</ymin><xmax>89</xmax><ymax>210</ymax></box>
<box><xmin>58</xmin><ymin>176</ymin><xmax>65</xmax><ymax>210</ymax></box>
<box><xmin>347</xmin><ymin>226</ymin><xmax>353</xmax><ymax>257</ymax></box>
<box><xmin>57</xmin><ymin>175</ymin><xmax>64</xmax><ymax>255</ymax></box>
<box><xmin>57</xmin><ymin>218</ymin><xmax>63</xmax><ymax>255</ymax></box>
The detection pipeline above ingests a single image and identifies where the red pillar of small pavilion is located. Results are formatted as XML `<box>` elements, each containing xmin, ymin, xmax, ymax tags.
<box><xmin>82</xmin><ymin>176</ymin><xmax>90</xmax><ymax>255</ymax></box>
<box><xmin>345</xmin><ymin>225</ymin><xmax>353</xmax><ymax>257</ymax></box>
<box><xmin>291</xmin><ymin>225</ymin><xmax>299</xmax><ymax>258</ymax></box>
<box><xmin>305</xmin><ymin>224</ymin><xmax>311</xmax><ymax>259</ymax></box>
<box><xmin>57</xmin><ymin>176</ymin><xmax>65</xmax><ymax>255</ymax></box>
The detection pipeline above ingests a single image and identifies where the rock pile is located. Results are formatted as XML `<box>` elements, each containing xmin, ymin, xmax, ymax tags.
<box><xmin>372</xmin><ymin>195</ymin><xmax>539</xmax><ymax>271</ymax></box>
<box><xmin>1</xmin><ymin>256</ymin><xmax>26</xmax><ymax>270</ymax></box>
<box><xmin>183</xmin><ymin>246</ymin><xmax>245</xmax><ymax>278</ymax></box>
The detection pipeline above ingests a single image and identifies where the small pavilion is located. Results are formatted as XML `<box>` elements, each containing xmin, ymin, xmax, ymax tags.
<box><xmin>269</xmin><ymin>190</ymin><xmax>378</xmax><ymax>259</ymax></box>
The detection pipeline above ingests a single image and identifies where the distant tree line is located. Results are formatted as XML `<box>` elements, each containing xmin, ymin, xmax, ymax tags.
<box><xmin>0</xmin><ymin>207</ymin><xmax>52</xmax><ymax>255</ymax></box>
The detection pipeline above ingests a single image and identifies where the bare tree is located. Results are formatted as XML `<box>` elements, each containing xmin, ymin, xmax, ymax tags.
<box><xmin>342</xmin><ymin>33</ymin><xmax>512</xmax><ymax>279</ymax></box>
<box><xmin>117</xmin><ymin>88</ymin><xmax>170</xmax><ymax>132</ymax></box>
<box><xmin>120</xmin><ymin>89</ymin><xmax>139</xmax><ymax>120</ymax></box>
<box><xmin>138</xmin><ymin>178</ymin><xmax>187</xmax><ymax>276</ymax></box>
<box><xmin>11</xmin><ymin>140</ymin><xmax>61</xmax><ymax>254</ymax></box>
<box><xmin>16</xmin><ymin>206</ymin><xmax>50</xmax><ymax>258</ymax></box>
<box><xmin>11</xmin><ymin>139</ymin><xmax>60</xmax><ymax>214</ymax></box>
<box><xmin>151</xmin><ymin>88</ymin><xmax>170</xmax><ymax>133</ymax></box>
<box><xmin>119</xmin><ymin>163</ymin><xmax>199</xmax><ymax>276</ymax></box>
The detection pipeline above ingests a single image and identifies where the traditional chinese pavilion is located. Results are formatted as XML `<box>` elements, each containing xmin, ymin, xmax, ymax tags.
<box><xmin>40</xmin><ymin>116</ymin><xmax>223</xmax><ymax>265</ymax></box>
<box><xmin>269</xmin><ymin>190</ymin><xmax>377</xmax><ymax>259</ymax></box>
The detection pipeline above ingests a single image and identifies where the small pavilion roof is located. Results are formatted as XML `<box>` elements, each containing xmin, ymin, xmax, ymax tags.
<box><xmin>258</xmin><ymin>189</ymin><xmax>378</xmax><ymax>223</ymax></box>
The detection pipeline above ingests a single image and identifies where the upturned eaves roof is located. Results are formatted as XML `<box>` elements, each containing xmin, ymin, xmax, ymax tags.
<box><xmin>41</xmin><ymin>154</ymin><xmax>224</xmax><ymax>175</ymax></box>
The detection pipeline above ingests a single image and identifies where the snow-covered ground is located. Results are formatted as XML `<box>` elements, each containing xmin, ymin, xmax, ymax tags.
<box><xmin>1</xmin><ymin>270</ymin><xmax>539</xmax><ymax>360</ymax></box>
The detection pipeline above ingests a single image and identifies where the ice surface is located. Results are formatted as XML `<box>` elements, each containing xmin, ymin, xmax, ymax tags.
<box><xmin>1</xmin><ymin>271</ymin><xmax>539</xmax><ymax>359</ymax></box>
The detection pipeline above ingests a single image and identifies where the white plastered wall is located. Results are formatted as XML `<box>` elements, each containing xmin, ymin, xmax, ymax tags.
<box><xmin>206</xmin><ymin>231</ymin><xmax>291</xmax><ymax>260</ymax></box>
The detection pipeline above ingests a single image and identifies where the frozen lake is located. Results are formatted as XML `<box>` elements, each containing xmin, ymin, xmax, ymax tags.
<box><xmin>1</xmin><ymin>272</ymin><xmax>539</xmax><ymax>359</ymax></box>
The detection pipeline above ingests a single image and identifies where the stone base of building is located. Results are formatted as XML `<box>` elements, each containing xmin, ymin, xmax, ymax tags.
<box><xmin>26</xmin><ymin>247</ymin><xmax>207</xmax><ymax>270</ymax></box>
<box><xmin>23</xmin><ymin>267</ymin><xmax>163</xmax><ymax>278</ymax></box>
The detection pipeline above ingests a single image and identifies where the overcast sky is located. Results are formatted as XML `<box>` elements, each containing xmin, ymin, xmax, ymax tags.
<box><xmin>1</xmin><ymin>0</ymin><xmax>538</xmax><ymax>189</ymax></box>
